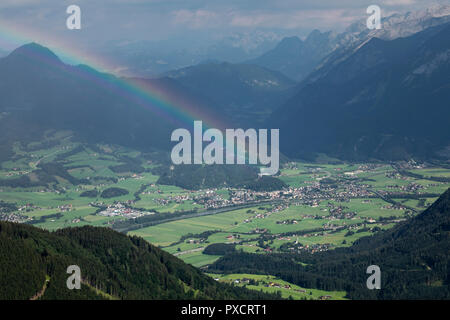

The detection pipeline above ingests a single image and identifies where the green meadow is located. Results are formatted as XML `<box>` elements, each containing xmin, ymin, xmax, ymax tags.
<box><xmin>207</xmin><ymin>273</ymin><xmax>347</xmax><ymax>300</ymax></box>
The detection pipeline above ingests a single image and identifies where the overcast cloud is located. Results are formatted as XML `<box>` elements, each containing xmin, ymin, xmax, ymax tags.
<box><xmin>0</xmin><ymin>0</ymin><xmax>448</xmax><ymax>55</ymax></box>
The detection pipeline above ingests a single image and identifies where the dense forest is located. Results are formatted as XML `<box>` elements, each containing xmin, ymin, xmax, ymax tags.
<box><xmin>203</xmin><ymin>243</ymin><xmax>236</xmax><ymax>255</ymax></box>
<box><xmin>100</xmin><ymin>187</ymin><xmax>129</xmax><ymax>199</ymax></box>
<box><xmin>80</xmin><ymin>189</ymin><xmax>99</xmax><ymax>198</ymax></box>
<box><xmin>208</xmin><ymin>188</ymin><xmax>450</xmax><ymax>299</ymax></box>
<box><xmin>154</xmin><ymin>164</ymin><xmax>286</xmax><ymax>191</ymax></box>
<box><xmin>0</xmin><ymin>162</ymin><xmax>86</xmax><ymax>188</ymax></box>
<box><xmin>0</xmin><ymin>222</ymin><xmax>279</xmax><ymax>300</ymax></box>
<box><xmin>244</xmin><ymin>176</ymin><xmax>287</xmax><ymax>191</ymax></box>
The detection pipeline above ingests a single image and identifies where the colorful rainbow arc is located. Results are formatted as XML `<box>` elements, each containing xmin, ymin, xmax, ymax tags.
<box><xmin>0</xmin><ymin>20</ymin><xmax>226</xmax><ymax>131</ymax></box>
<box><xmin>0</xmin><ymin>20</ymin><xmax>257</xmax><ymax>164</ymax></box>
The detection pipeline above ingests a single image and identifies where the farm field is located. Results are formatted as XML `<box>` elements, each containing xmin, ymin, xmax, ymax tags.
<box><xmin>207</xmin><ymin>273</ymin><xmax>347</xmax><ymax>300</ymax></box>
<box><xmin>132</xmin><ymin>198</ymin><xmax>397</xmax><ymax>267</ymax></box>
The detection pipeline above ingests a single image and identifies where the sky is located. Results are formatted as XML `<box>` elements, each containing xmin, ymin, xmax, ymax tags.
<box><xmin>0</xmin><ymin>0</ymin><xmax>448</xmax><ymax>66</ymax></box>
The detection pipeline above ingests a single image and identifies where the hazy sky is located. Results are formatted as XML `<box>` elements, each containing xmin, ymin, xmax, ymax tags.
<box><xmin>0</xmin><ymin>0</ymin><xmax>448</xmax><ymax>51</ymax></box>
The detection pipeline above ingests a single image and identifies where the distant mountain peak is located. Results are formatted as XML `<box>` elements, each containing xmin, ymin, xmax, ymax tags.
<box><xmin>406</xmin><ymin>4</ymin><xmax>450</xmax><ymax>19</ymax></box>
<box><xmin>306</xmin><ymin>29</ymin><xmax>323</xmax><ymax>39</ymax></box>
<box><xmin>342</xmin><ymin>4</ymin><xmax>450</xmax><ymax>41</ymax></box>
<box><xmin>7</xmin><ymin>42</ymin><xmax>61</xmax><ymax>63</ymax></box>
<box><xmin>270</xmin><ymin>21</ymin><xmax>450</xmax><ymax>160</ymax></box>
<box><xmin>249</xmin><ymin>32</ymin><xmax>335</xmax><ymax>81</ymax></box>
<box><xmin>304</xmin><ymin>29</ymin><xmax>335</xmax><ymax>47</ymax></box>
<box><xmin>263</xmin><ymin>36</ymin><xmax>304</xmax><ymax>57</ymax></box>
<box><xmin>278</xmin><ymin>36</ymin><xmax>303</xmax><ymax>48</ymax></box>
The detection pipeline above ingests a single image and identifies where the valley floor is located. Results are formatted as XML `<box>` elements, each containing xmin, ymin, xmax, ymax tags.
<box><xmin>1</xmin><ymin>133</ymin><xmax>449</xmax><ymax>300</ymax></box>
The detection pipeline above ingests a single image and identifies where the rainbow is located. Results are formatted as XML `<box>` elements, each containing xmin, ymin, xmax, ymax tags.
<box><xmin>0</xmin><ymin>19</ymin><xmax>261</xmax><ymax>165</ymax></box>
<box><xmin>0</xmin><ymin>19</ymin><xmax>227</xmax><ymax>131</ymax></box>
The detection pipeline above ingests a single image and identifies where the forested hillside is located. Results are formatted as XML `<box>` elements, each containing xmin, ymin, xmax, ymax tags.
<box><xmin>0</xmin><ymin>222</ymin><xmax>278</xmax><ymax>300</ymax></box>
<box><xmin>154</xmin><ymin>164</ymin><xmax>286</xmax><ymax>191</ymax></box>
<box><xmin>208</xmin><ymin>188</ymin><xmax>450</xmax><ymax>299</ymax></box>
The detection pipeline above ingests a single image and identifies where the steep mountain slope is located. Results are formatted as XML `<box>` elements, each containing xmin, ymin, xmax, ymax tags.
<box><xmin>209</xmin><ymin>188</ymin><xmax>450</xmax><ymax>299</ymax></box>
<box><xmin>270</xmin><ymin>22</ymin><xmax>450</xmax><ymax>160</ymax></box>
<box><xmin>0</xmin><ymin>221</ymin><xmax>277</xmax><ymax>300</ymax></box>
<box><xmin>250</xmin><ymin>5</ymin><xmax>450</xmax><ymax>82</ymax></box>
<box><xmin>344</xmin><ymin>4</ymin><xmax>450</xmax><ymax>43</ymax></box>
<box><xmin>163</xmin><ymin>61</ymin><xmax>296</xmax><ymax>127</ymax></box>
<box><xmin>309</xmin><ymin>5</ymin><xmax>450</xmax><ymax>84</ymax></box>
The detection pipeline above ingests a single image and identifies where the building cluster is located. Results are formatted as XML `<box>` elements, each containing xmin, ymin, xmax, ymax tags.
<box><xmin>0</xmin><ymin>212</ymin><xmax>30</xmax><ymax>223</ymax></box>
<box><xmin>17</xmin><ymin>203</ymin><xmax>41</xmax><ymax>212</ymax></box>
<box><xmin>266</xmin><ymin>282</ymin><xmax>292</xmax><ymax>290</ymax></box>
<box><xmin>243</xmin><ymin>204</ymin><xmax>288</xmax><ymax>224</ymax></box>
<box><xmin>326</xmin><ymin>203</ymin><xmax>357</xmax><ymax>220</ymax></box>
<box><xmin>57</xmin><ymin>204</ymin><xmax>73</xmax><ymax>212</ymax></box>
<box><xmin>276</xmin><ymin>219</ymin><xmax>298</xmax><ymax>225</ymax></box>
<box><xmin>98</xmin><ymin>202</ymin><xmax>154</xmax><ymax>218</ymax></box>
<box><xmin>385</xmin><ymin>172</ymin><xmax>410</xmax><ymax>180</ymax></box>
<box><xmin>293</xmin><ymin>242</ymin><xmax>332</xmax><ymax>253</ymax></box>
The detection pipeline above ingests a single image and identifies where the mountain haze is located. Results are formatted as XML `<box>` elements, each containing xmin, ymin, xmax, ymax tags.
<box><xmin>249</xmin><ymin>5</ymin><xmax>450</xmax><ymax>82</ymax></box>
<box><xmin>164</xmin><ymin>61</ymin><xmax>296</xmax><ymax>126</ymax></box>
<box><xmin>248</xmin><ymin>31</ymin><xmax>337</xmax><ymax>81</ymax></box>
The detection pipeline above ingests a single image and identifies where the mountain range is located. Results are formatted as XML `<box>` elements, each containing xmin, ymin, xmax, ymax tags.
<box><xmin>0</xmin><ymin>42</ymin><xmax>298</xmax><ymax>165</ymax></box>
<box><xmin>269</xmin><ymin>21</ymin><xmax>450</xmax><ymax>161</ymax></box>
<box><xmin>248</xmin><ymin>31</ymin><xmax>337</xmax><ymax>81</ymax></box>
<box><xmin>0</xmin><ymin>6</ymin><xmax>449</xmax><ymax>163</ymax></box>
<box><xmin>164</xmin><ymin>61</ymin><xmax>296</xmax><ymax>126</ymax></box>
<box><xmin>93</xmin><ymin>31</ymin><xmax>282</xmax><ymax>77</ymax></box>
<box><xmin>1</xmin><ymin>5</ymin><xmax>450</xmax><ymax>301</ymax></box>
<box><xmin>249</xmin><ymin>4</ymin><xmax>450</xmax><ymax>82</ymax></box>
<box><xmin>0</xmin><ymin>42</ymin><xmax>229</xmax><ymax>161</ymax></box>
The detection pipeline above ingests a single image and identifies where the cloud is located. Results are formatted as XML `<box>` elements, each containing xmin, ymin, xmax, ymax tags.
<box><xmin>382</xmin><ymin>0</ymin><xmax>416</xmax><ymax>5</ymax></box>
<box><xmin>171</xmin><ymin>8</ymin><xmax>361</xmax><ymax>31</ymax></box>
<box><xmin>0</xmin><ymin>0</ymin><xmax>445</xmax><ymax>48</ymax></box>
<box><xmin>172</xmin><ymin>9</ymin><xmax>221</xmax><ymax>29</ymax></box>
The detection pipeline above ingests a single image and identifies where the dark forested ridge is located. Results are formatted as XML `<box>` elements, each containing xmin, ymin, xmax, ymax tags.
<box><xmin>163</xmin><ymin>62</ymin><xmax>296</xmax><ymax>127</ymax></box>
<box><xmin>208</xmin><ymin>188</ymin><xmax>450</xmax><ymax>299</ymax></box>
<box><xmin>154</xmin><ymin>164</ymin><xmax>286</xmax><ymax>191</ymax></box>
<box><xmin>0</xmin><ymin>222</ymin><xmax>278</xmax><ymax>300</ymax></box>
